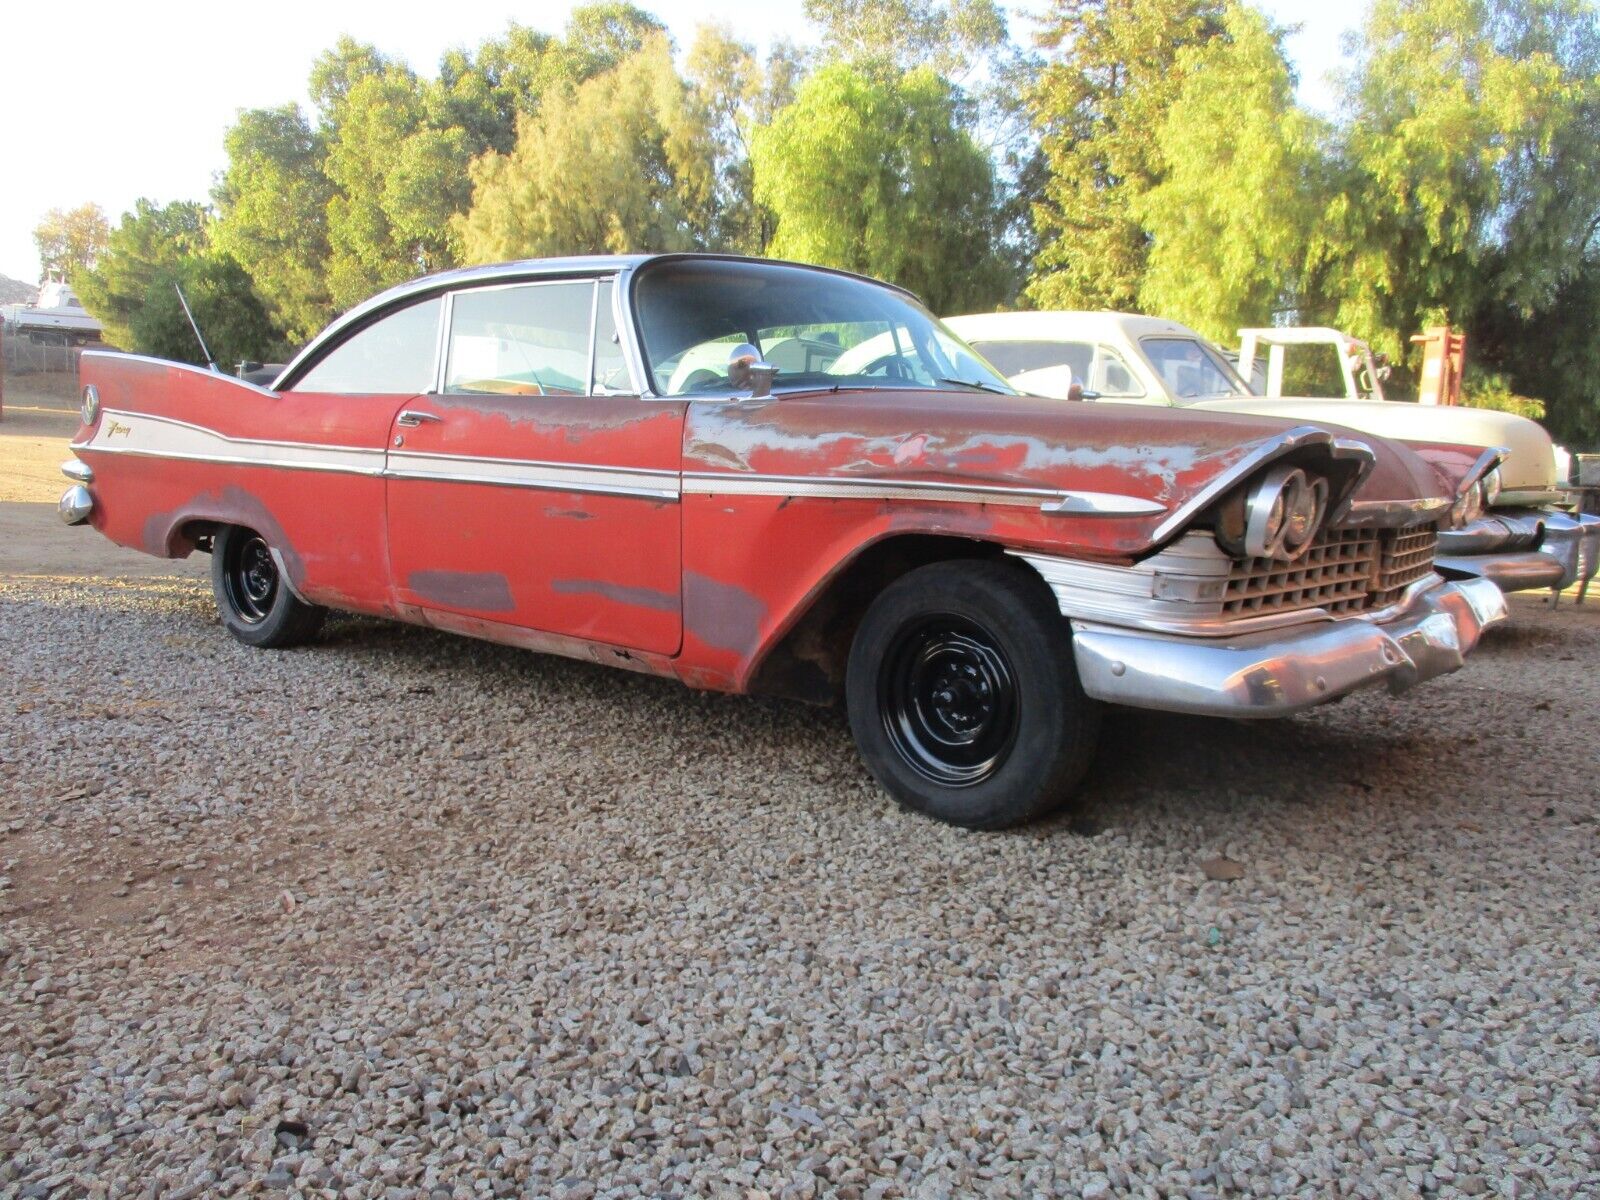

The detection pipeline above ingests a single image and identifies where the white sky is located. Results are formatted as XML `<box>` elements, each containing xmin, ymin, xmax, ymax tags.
<box><xmin>0</xmin><ymin>0</ymin><xmax>1358</xmax><ymax>283</ymax></box>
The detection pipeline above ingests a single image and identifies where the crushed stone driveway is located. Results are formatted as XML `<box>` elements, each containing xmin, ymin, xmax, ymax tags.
<box><xmin>2</xmin><ymin>395</ymin><xmax>1598</xmax><ymax>1197</ymax></box>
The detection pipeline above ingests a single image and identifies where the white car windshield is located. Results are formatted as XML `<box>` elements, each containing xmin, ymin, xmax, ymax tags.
<box><xmin>1142</xmin><ymin>336</ymin><xmax>1250</xmax><ymax>401</ymax></box>
<box><xmin>633</xmin><ymin>259</ymin><xmax>1013</xmax><ymax>397</ymax></box>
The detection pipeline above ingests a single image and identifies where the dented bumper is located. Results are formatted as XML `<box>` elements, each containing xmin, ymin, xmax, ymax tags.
<box><xmin>1071</xmin><ymin>577</ymin><xmax>1507</xmax><ymax>718</ymax></box>
<box><xmin>1436</xmin><ymin>510</ymin><xmax>1600</xmax><ymax>593</ymax></box>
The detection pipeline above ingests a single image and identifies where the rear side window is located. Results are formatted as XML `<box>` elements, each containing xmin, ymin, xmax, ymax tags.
<box><xmin>293</xmin><ymin>297</ymin><xmax>443</xmax><ymax>395</ymax></box>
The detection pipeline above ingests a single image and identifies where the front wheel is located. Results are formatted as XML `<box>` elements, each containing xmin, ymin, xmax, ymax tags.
<box><xmin>210</xmin><ymin>525</ymin><xmax>325</xmax><ymax>648</ymax></box>
<box><xmin>846</xmin><ymin>560</ymin><xmax>1100</xmax><ymax>829</ymax></box>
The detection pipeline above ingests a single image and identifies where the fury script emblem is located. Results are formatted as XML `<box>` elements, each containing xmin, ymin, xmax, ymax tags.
<box><xmin>106</xmin><ymin>420</ymin><xmax>131</xmax><ymax>438</ymax></box>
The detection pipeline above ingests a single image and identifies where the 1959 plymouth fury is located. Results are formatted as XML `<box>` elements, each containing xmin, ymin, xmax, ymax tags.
<box><xmin>947</xmin><ymin>310</ymin><xmax>1600</xmax><ymax>598</ymax></box>
<box><xmin>62</xmin><ymin>255</ymin><xmax>1507</xmax><ymax>828</ymax></box>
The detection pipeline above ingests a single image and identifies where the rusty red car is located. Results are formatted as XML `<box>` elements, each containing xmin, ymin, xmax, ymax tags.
<box><xmin>61</xmin><ymin>255</ymin><xmax>1507</xmax><ymax>828</ymax></box>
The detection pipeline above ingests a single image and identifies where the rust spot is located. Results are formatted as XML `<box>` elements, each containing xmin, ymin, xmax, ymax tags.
<box><xmin>544</xmin><ymin>506</ymin><xmax>594</xmax><ymax>521</ymax></box>
<box><xmin>684</xmin><ymin>572</ymin><xmax>767</xmax><ymax>656</ymax></box>
<box><xmin>551</xmin><ymin>579</ymin><xmax>678</xmax><ymax>613</ymax></box>
<box><xmin>408</xmin><ymin>570</ymin><xmax>515</xmax><ymax>612</ymax></box>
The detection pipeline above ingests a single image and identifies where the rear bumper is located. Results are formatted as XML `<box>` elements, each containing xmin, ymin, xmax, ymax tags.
<box><xmin>1072</xmin><ymin>577</ymin><xmax>1507</xmax><ymax>718</ymax></box>
<box><xmin>1437</xmin><ymin>510</ymin><xmax>1600</xmax><ymax>592</ymax></box>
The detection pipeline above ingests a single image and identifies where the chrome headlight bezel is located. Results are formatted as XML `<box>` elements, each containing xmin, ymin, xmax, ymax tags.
<box><xmin>1481</xmin><ymin>467</ymin><xmax>1502</xmax><ymax>507</ymax></box>
<box><xmin>1449</xmin><ymin>479</ymin><xmax>1486</xmax><ymax>529</ymax></box>
<box><xmin>1218</xmin><ymin>464</ymin><xmax>1330</xmax><ymax>562</ymax></box>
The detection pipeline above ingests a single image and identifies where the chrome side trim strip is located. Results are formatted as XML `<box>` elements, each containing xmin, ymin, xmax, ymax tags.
<box><xmin>682</xmin><ymin>470</ymin><xmax>1162</xmax><ymax>513</ymax></box>
<box><xmin>76</xmin><ymin>444</ymin><xmax>387</xmax><ymax>477</ymax></box>
<box><xmin>382</xmin><ymin>458</ymin><xmax>679</xmax><ymax>502</ymax></box>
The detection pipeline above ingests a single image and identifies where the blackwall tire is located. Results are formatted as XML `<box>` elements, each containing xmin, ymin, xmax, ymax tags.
<box><xmin>846</xmin><ymin>559</ymin><xmax>1100</xmax><ymax>829</ymax></box>
<box><xmin>210</xmin><ymin>525</ymin><xmax>325</xmax><ymax>649</ymax></box>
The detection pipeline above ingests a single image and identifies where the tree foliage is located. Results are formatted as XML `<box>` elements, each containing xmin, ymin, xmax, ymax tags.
<box><xmin>127</xmin><ymin>254</ymin><xmax>286</xmax><ymax>370</ymax></box>
<box><xmin>77</xmin><ymin>200</ymin><xmax>209</xmax><ymax>349</ymax></box>
<box><xmin>1027</xmin><ymin>0</ymin><xmax>1227</xmax><ymax>311</ymax></box>
<box><xmin>1311</xmin><ymin>0</ymin><xmax>1600</xmax><ymax>359</ymax></box>
<box><xmin>753</xmin><ymin>63</ymin><xmax>1013</xmax><ymax>312</ymax></box>
<box><xmin>212</xmin><ymin>106</ymin><xmax>334</xmax><ymax>344</ymax></box>
<box><xmin>1136</xmin><ymin>4</ymin><xmax>1325</xmax><ymax>341</ymax></box>
<box><xmin>32</xmin><ymin>204</ymin><xmax>110</xmax><ymax>281</ymax></box>
<box><xmin>455</xmin><ymin>37</ymin><xmax>718</xmax><ymax>262</ymax></box>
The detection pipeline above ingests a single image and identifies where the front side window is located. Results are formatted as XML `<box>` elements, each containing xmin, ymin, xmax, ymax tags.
<box><xmin>292</xmin><ymin>296</ymin><xmax>443</xmax><ymax>395</ymax></box>
<box><xmin>1142</xmin><ymin>336</ymin><xmax>1248</xmax><ymax>401</ymax></box>
<box><xmin>445</xmin><ymin>281</ymin><xmax>593</xmax><ymax>396</ymax></box>
<box><xmin>633</xmin><ymin>259</ymin><xmax>1013</xmax><ymax>397</ymax></box>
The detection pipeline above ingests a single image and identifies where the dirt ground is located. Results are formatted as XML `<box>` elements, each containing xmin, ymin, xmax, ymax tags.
<box><xmin>0</xmin><ymin>379</ymin><xmax>205</xmax><ymax>580</ymax></box>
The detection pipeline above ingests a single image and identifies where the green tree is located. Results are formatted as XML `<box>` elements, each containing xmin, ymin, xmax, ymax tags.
<box><xmin>32</xmin><ymin>204</ymin><xmax>110</xmax><ymax>280</ymax></box>
<box><xmin>321</xmin><ymin>63</ymin><xmax>472</xmax><ymax>308</ymax></box>
<box><xmin>128</xmin><ymin>255</ymin><xmax>287</xmax><ymax>370</ymax></box>
<box><xmin>77</xmin><ymin>200</ymin><xmax>209</xmax><ymax>348</ymax></box>
<box><xmin>687</xmin><ymin>24</ymin><xmax>804</xmax><ymax>254</ymax></box>
<box><xmin>802</xmin><ymin>0</ymin><xmax>1008</xmax><ymax>78</ymax></box>
<box><xmin>560</xmin><ymin>3</ymin><xmax>669</xmax><ymax>78</ymax></box>
<box><xmin>1313</xmin><ymin>0</ymin><xmax>1600</xmax><ymax>359</ymax></box>
<box><xmin>1026</xmin><ymin>0</ymin><xmax>1226</xmax><ymax>311</ymax></box>
<box><xmin>212</xmin><ymin>105</ymin><xmax>335</xmax><ymax>343</ymax></box>
<box><xmin>752</xmin><ymin>63</ymin><xmax>1012</xmax><ymax>312</ymax></box>
<box><xmin>1136</xmin><ymin>4</ymin><xmax>1326</xmax><ymax>341</ymax></box>
<box><xmin>455</xmin><ymin>37</ymin><xmax>718</xmax><ymax>262</ymax></box>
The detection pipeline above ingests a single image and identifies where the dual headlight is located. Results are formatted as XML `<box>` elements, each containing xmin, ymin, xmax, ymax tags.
<box><xmin>1449</xmin><ymin>478</ymin><xmax>1490</xmax><ymax>529</ymax></box>
<box><xmin>1216</xmin><ymin>465</ymin><xmax>1331</xmax><ymax>562</ymax></box>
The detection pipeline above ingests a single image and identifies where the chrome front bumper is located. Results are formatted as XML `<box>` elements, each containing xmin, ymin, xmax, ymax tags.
<box><xmin>1072</xmin><ymin>577</ymin><xmax>1507</xmax><ymax>718</ymax></box>
<box><xmin>1437</xmin><ymin>510</ymin><xmax>1600</xmax><ymax>592</ymax></box>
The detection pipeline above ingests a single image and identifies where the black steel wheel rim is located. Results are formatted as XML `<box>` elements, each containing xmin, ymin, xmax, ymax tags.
<box><xmin>879</xmin><ymin>614</ymin><xmax>1020</xmax><ymax>787</ymax></box>
<box><xmin>223</xmin><ymin>535</ymin><xmax>278</xmax><ymax>625</ymax></box>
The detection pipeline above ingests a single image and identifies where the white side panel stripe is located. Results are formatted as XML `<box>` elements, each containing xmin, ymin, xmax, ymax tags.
<box><xmin>75</xmin><ymin>410</ymin><xmax>1164</xmax><ymax>515</ymax></box>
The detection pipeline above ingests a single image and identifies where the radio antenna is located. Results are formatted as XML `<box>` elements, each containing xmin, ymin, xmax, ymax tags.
<box><xmin>173</xmin><ymin>283</ymin><xmax>218</xmax><ymax>372</ymax></box>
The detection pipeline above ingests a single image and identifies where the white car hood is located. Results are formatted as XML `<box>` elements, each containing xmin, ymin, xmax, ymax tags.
<box><xmin>1188</xmin><ymin>396</ymin><xmax>1556</xmax><ymax>492</ymax></box>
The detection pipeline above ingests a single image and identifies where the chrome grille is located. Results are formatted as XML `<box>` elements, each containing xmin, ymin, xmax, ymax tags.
<box><xmin>1372</xmin><ymin>523</ymin><xmax>1438</xmax><ymax>607</ymax></box>
<box><xmin>1221</xmin><ymin>528</ymin><xmax>1378</xmax><ymax>617</ymax></box>
<box><xmin>1220</xmin><ymin>523</ymin><xmax>1437</xmax><ymax>618</ymax></box>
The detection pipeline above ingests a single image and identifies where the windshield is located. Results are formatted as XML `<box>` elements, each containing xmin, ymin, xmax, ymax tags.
<box><xmin>632</xmin><ymin>259</ymin><xmax>1014</xmax><ymax>397</ymax></box>
<box><xmin>1142</xmin><ymin>336</ymin><xmax>1249</xmax><ymax>401</ymax></box>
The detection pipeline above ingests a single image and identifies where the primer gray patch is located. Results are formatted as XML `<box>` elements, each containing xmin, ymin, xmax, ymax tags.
<box><xmin>408</xmin><ymin>570</ymin><xmax>515</xmax><ymax>613</ymax></box>
<box><xmin>551</xmin><ymin>579</ymin><xmax>678</xmax><ymax>613</ymax></box>
<box><xmin>684</xmin><ymin>571</ymin><xmax>767</xmax><ymax>655</ymax></box>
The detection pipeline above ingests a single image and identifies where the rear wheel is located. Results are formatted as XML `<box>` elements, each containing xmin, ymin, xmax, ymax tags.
<box><xmin>846</xmin><ymin>560</ymin><xmax>1100</xmax><ymax>829</ymax></box>
<box><xmin>210</xmin><ymin>525</ymin><xmax>324</xmax><ymax>648</ymax></box>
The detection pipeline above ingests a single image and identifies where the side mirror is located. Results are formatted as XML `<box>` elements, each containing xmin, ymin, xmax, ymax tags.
<box><xmin>728</xmin><ymin>342</ymin><xmax>778</xmax><ymax>399</ymax></box>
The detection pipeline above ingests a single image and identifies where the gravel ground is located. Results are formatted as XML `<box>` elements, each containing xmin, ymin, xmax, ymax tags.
<box><xmin>2</xmin><ymin>571</ymin><xmax>1597</xmax><ymax>1199</ymax></box>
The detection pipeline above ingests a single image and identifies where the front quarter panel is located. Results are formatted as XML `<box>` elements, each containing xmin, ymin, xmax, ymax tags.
<box><xmin>676</xmin><ymin>390</ymin><xmax>1370</xmax><ymax>691</ymax></box>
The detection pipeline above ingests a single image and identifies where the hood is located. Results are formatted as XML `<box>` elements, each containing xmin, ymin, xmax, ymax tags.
<box><xmin>1189</xmin><ymin>396</ymin><xmax>1555</xmax><ymax>493</ymax></box>
<box><xmin>684</xmin><ymin>388</ymin><xmax>1456</xmax><ymax>558</ymax></box>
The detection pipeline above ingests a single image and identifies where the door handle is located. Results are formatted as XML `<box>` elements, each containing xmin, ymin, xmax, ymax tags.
<box><xmin>397</xmin><ymin>410</ymin><xmax>442</xmax><ymax>427</ymax></box>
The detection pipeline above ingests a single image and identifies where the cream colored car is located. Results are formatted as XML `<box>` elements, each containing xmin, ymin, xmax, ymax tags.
<box><xmin>948</xmin><ymin>311</ymin><xmax>1599</xmax><ymax>595</ymax></box>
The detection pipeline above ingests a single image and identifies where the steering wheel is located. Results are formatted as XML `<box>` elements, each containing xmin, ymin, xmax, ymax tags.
<box><xmin>862</xmin><ymin>354</ymin><xmax>913</xmax><ymax>380</ymax></box>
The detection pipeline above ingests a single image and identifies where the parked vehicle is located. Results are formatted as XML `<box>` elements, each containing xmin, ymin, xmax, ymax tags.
<box><xmin>949</xmin><ymin>311</ymin><xmax>1600</xmax><ymax>597</ymax></box>
<box><xmin>1</xmin><ymin>279</ymin><xmax>102</xmax><ymax>344</ymax></box>
<box><xmin>62</xmin><ymin>256</ymin><xmax>1504</xmax><ymax>828</ymax></box>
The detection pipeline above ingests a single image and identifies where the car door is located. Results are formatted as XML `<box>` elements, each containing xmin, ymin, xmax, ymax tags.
<box><xmin>384</xmin><ymin>277</ymin><xmax>685</xmax><ymax>655</ymax></box>
<box><xmin>272</xmin><ymin>294</ymin><xmax>445</xmax><ymax>614</ymax></box>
